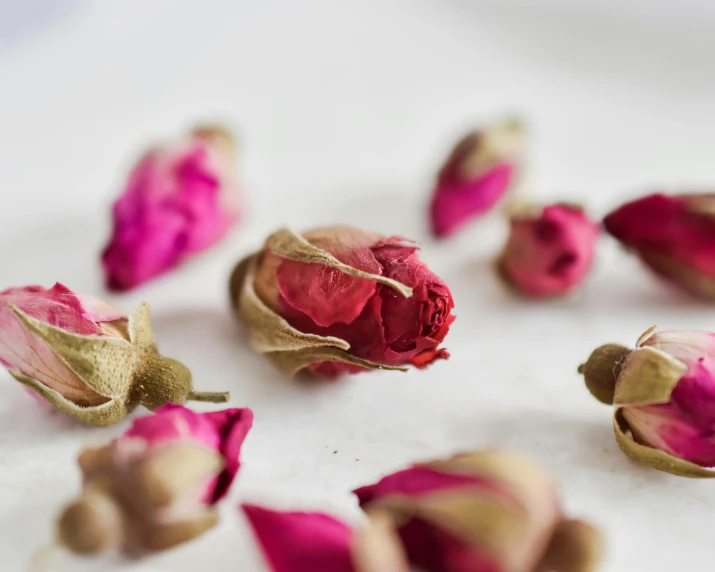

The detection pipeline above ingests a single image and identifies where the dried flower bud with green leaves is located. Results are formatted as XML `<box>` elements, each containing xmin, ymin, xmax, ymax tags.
<box><xmin>0</xmin><ymin>284</ymin><xmax>228</xmax><ymax>426</ymax></box>
<box><xmin>229</xmin><ymin>226</ymin><xmax>455</xmax><ymax>379</ymax></box>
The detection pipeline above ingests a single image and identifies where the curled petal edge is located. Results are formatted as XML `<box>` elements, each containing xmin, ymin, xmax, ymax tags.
<box><xmin>613</xmin><ymin>409</ymin><xmax>715</xmax><ymax>478</ymax></box>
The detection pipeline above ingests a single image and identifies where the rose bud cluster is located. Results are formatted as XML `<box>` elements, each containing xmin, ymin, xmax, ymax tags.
<box><xmin>242</xmin><ymin>504</ymin><xmax>408</xmax><ymax>572</ymax></box>
<box><xmin>229</xmin><ymin>226</ymin><xmax>455</xmax><ymax>378</ymax></box>
<box><xmin>354</xmin><ymin>449</ymin><xmax>603</xmax><ymax>572</ymax></box>
<box><xmin>499</xmin><ymin>204</ymin><xmax>599</xmax><ymax>298</ymax></box>
<box><xmin>429</xmin><ymin>118</ymin><xmax>525</xmax><ymax>238</ymax></box>
<box><xmin>603</xmin><ymin>193</ymin><xmax>715</xmax><ymax>299</ymax></box>
<box><xmin>57</xmin><ymin>404</ymin><xmax>253</xmax><ymax>555</ymax></box>
<box><xmin>102</xmin><ymin>124</ymin><xmax>242</xmax><ymax>291</ymax></box>
<box><xmin>0</xmin><ymin>284</ymin><xmax>228</xmax><ymax>426</ymax></box>
<box><xmin>580</xmin><ymin>327</ymin><xmax>715</xmax><ymax>477</ymax></box>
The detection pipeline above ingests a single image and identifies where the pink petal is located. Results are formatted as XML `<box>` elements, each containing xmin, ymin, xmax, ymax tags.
<box><xmin>430</xmin><ymin>163</ymin><xmax>514</xmax><ymax>238</ymax></box>
<box><xmin>242</xmin><ymin>504</ymin><xmax>354</xmax><ymax>572</ymax></box>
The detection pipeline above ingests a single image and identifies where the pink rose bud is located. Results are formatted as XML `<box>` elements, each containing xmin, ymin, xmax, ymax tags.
<box><xmin>229</xmin><ymin>226</ymin><xmax>455</xmax><ymax>378</ymax></box>
<box><xmin>102</xmin><ymin>124</ymin><xmax>242</xmax><ymax>291</ymax></box>
<box><xmin>499</xmin><ymin>204</ymin><xmax>599</xmax><ymax>298</ymax></box>
<box><xmin>354</xmin><ymin>450</ymin><xmax>604</xmax><ymax>572</ymax></box>
<box><xmin>241</xmin><ymin>504</ymin><xmax>408</xmax><ymax>572</ymax></box>
<box><xmin>581</xmin><ymin>327</ymin><xmax>715</xmax><ymax>477</ymax></box>
<box><xmin>429</xmin><ymin>118</ymin><xmax>525</xmax><ymax>238</ymax></box>
<box><xmin>0</xmin><ymin>283</ymin><xmax>228</xmax><ymax>426</ymax></box>
<box><xmin>57</xmin><ymin>404</ymin><xmax>253</xmax><ymax>555</ymax></box>
<box><xmin>604</xmin><ymin>193</ymin><xmax>715</xmax><ymax>299</ymax></box>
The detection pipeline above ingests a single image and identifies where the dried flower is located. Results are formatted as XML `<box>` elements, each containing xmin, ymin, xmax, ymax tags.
<box><xmin>57</xmin><ymin>404</ymin><xmax>253</xmax><ymax>555</ymax></box>
<box><xmin>229</xmin><ymin>226</ymin><xmax>455</xmax><ymax>378</ymax></box>
<box><xmin>429</xmin><ymin>118</ymin><xmax>525</xmax><ymax>238</ymax></box>
<box><xmin>580</xmin><ymin>327</ymin><xmax>715</xmax><ymax>477</ymax></box>
<box><xmin>241</xmin><ymin>503</ymin><xmax>408</xmax><ymax>572</ymax></box>
<box><xmin>102</xmin><ymin>124</ymin><xmax>242</xmax><ymax>291</ymax></box>
<box><xmin>354</xmin><ymin>449</ymin><xmax>603</xmax><ymax>572</ymax></box>
<box><xmin>0</xmin><ymin>283</ymin><xmax>228</xmax><ymax>426</ymax></box>
<box><xmin>499</xmin><ymin>204</ymin><xmax>599</xmax><ymax>297</ymax></box>
<box><xmin>603</xmin><ymin>193</ymin><xmax>715</xmax><ymax>299</ymax></box>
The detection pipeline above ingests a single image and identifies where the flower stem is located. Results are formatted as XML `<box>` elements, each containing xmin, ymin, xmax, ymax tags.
<box><xmin>187</xmin><ymin>390</ymin><xmax>230</xmax><ymax>403</ymax></box>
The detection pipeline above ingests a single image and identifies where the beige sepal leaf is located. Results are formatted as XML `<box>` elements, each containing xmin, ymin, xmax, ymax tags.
<box><xmin>352</xmin><ymin>510</ymin><xmax>409</xmax><ymax>572</ymax></box>
<box><xmin>10</xmin><ymin>370</ymin><xmax>130</xmax><ymax>428</ymax></box>
<box><xmin>535</xmin><ymin>519</ymin><xmax>604</xmax><ymax>572</ymax></box>
<box><xmin>612</xmin><ymin>347</ymin><xmax>687</xmax><ymax>407</ymax></box>
<box><xmin>613</xmin><ymin>410</ymin><xmax>715</xmax><ymax>478</ymax></box>
<box><xmin>236</xmin><ymin>255</ymin><xmax>406</xmax><ymax>375</ymax></box>
<box><xmin>265</xmin><ymin>227</ymin><xmax>414</xmax><ymax>299</ymax></box>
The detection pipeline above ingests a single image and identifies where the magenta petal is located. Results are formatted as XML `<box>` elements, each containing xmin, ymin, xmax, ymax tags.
<box><xmin>124</xmin><ymin>404</ymin><xmax>221</xmax><ymax>451</ymax></box>
<box><xmin>430</xmin><ymin>163</ymin><xmax>514</xmax><ymax>238</ymax></box>
<box><xmin>204</xmin><ymin>407</ymin><xmax>254</xmax><ymax>503</ymax></box>
<box><xmin>242</xmin><ymin>504</ymin><xmax>354</xmax><ymax>572</ymax></box>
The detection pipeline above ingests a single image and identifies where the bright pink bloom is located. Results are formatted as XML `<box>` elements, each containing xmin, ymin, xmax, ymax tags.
<box><xmin>102</xmin><ymin>126</ymin><xmax>241</xmax><ymax>291</ymax></box>
<box><xmin>120</xmin><ymin>404</ymin><xmax>253</xmax><ymax>503</ymax></box>
<box><xmin>245</xmin><ymin>226</ymin><xmax>455</xmax><ymax>378</ymax></box>
<box><xmin>429</xmin><ymin>121</ymin><xmax>524</xmax><ymax>238</ymax></box>
<box><xmin>604</xmin><ymin>193</ymin><xmax>715</xmax><ymax>298</ymax></box>
<box><xmin>500</xmin><ymin>204</ymin><xmax>598</xmax><ymax>297</ymax></box>
<box><xmin>0</xmin><ymin>283</ymin><xmax>127</xmax><ymax>406</ymax></box>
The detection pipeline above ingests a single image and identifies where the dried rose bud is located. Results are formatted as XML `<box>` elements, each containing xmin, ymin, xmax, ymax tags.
<box><xmin>102</xmin><ymin>124</ymin><xmax>242</xmax><ymax>291</ymax></box>
<box><xmin>580</xmin><ymin>327</ymin><xmax>715</xmax><ymax>477</ymax></box>
<box><xmin>0</xmin><ymin>283</ymin><xmax>228</xmax><ymax>426</ymax></box>
<box><xmin>603</xmin><ymin>193</ymin><xmax>715</xmax><ymax>299</ymax></box>
<box><xmin>354</xmin><ymin>449</ymin><xmax>603</xmax><ymax>572</ymax></box>
<box><xmin>241</xmin><ymin>503</ymin><xmax>408</xmax><ymax>572</ymax></box>
<box><xmin>58</xmin><ymin>404</ymin><xmax>253</xmax><ymax>555</ymax></box>
<box><xmin>229</xmin><ymin>226</ymin><xmax>455</xmax><ymax>378</ymax></box>
<box><xmin>499</xmin><ymin>204</ymin><xmax>599</xmax><ymax>298</ymax></box>
<box><xmin>429</xmin><ymin>118</ymin><xmax>525</xmax><ymax>238</ymax></box>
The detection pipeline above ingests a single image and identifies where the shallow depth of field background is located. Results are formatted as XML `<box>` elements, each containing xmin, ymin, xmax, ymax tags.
<box><xmin>1</xmin><ymin>1</ymin><xmax>715</xmax><ymax>571</ymax></box>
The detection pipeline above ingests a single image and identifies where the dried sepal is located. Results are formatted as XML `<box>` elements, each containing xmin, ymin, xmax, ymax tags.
<box><xmin>536</xmin><ymin>519</ymin><xmax>604</xmax><ymax>572</ymax></box>
<box><xmin>232</xmin><ymin>248</ymin><xmax>410</xmax><ymax>376</ymax></box>
<box><xmin>613</xmin><ymin>410</ymin><xmax>715</xmax><ymax>478</ymax></box>
<box><xmin>613</xmin><ymin>346</ymin><xmax>687</xmax><ymax>406</ymax></box>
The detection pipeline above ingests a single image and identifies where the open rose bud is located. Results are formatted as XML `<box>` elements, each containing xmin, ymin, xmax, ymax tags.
<box><xmin>242</xmin><ymin>503</ymin><xmax>408</xmax><ymax>572</ymax></box>
<box><xmin>57</xmin><ymin>404</ymin><xmax>253</xmax><ymax>555</ymax></box>
<box><xmin>603</xmin><ymin>193</ymin><xmax>715</xmax><ymax>299</ymax></box>
<box><xmin>0</xmin><ymin>283</ymin><xmax>228</xmax><ymax>426</ymax></box>
<box><xmin>429</xmin><ymin>118</ymin><xmax>525</xmax><ymax>238</ymax></box>
<box><xmin>102</xmin><ymin>124</ymin><xmax>242</xmax><ymax>291</ymax></box>
<box><xmin>229</xmin><ymin>226</ymin><xmax>455</xmax><ymax>378</ymax></box>
<box><xmin>354</xmin><ymin>450</ymin><xmax>603</xmax><ymax>572</ymax></box>
<box><xmin>580</xmin><ymin>327</ymin><xmax>715</xmax><ymax>477</ymax></box>
<box><xmin>499</xmin><ymin>204</ymin><xmax>599</xmax><ymax>297</ymax></box>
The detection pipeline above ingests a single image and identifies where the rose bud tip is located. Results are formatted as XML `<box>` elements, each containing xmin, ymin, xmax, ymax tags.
<box><xmin>57</xmin><ymin>490</ymin><xmax>123</xmax><ymax>555</ymax></box>
<box><xmin>579</xmin><ymin>343</ymin><xmax>632</xmax><ymax>405</ymax></box>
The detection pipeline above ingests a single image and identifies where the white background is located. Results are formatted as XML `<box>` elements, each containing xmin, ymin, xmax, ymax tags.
<box><xmin>1</xmin><ymin>1</ymin><xmax>715</xmax><ymax>570</ymax></box>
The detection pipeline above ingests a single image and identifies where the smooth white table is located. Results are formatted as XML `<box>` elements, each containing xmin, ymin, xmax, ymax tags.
<box><xmin>2</xmin><ymin>2</ymin><xmax>715</xmax><ymax>570</ymax></box>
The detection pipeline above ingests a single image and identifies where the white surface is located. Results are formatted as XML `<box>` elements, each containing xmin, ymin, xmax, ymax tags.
<box><xmin>1</xmin><ymin>1</ymin><xmax>715</xmax><ymax>571</ymax></box>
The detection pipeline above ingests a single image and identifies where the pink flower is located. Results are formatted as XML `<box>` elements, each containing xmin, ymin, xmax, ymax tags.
<box><xmin>603</xmin><ymin>193</ymin><xmax>715</xmax><ymax>298</ymax></box>
<box><xmin>581</xmin><ymin>328</ymin><xmax>715</xmax><ymax>476</ymax></box>
<box><xmin>499</xmin><ymin>204</ymin><xmax>598</xmax><ymax>297</ymax></box>
<box><xmin>58</xmin><ymin>405</ymin><xmax>253</xmax><ymax>554</ymax></box>
<box><xmin>102</xmin><ymin>125</ymin><xmax>242</xmax><ymax>291</ymax></box>
<box><xmin>230</xmin><ymin>226</ymin><xmax>455</xmax><ymax>378</ymax></box>
<box><xmin>429</xmin><ymin>119</ymin><xmax>524</xmax><ymax>238</ymax></box>
<box><xmin>241</xmin><ymin>504</ymin><xmax>408</xmax><ymax>572</ymax></box>
<box><xmin>354</xmin><ymin>450</ymin><xmax>603</xmax><ymax>572</ymax></box>
<box><xmin>0</xmin><ymin>283</ymin><xmax>228</xmax><ymax>425</ymax></box>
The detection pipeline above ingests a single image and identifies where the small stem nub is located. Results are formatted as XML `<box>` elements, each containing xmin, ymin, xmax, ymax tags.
<box><xmin>579</xmin><ymin>344</ymin><xmax>632</xmax><ymax>406</ymax></box>
<box><xmin>187</xmin><ymin>390</ymin><xmax>230</xmax><ymax>404</ymax></box>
